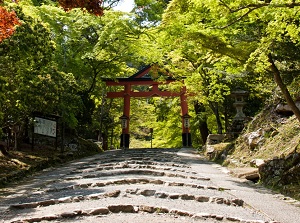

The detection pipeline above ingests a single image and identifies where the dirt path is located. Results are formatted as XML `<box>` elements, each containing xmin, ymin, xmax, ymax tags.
<box><xmin>0</xmin><ymin>148</ymin><xmax>299</xmax><ymax>223</ymax></box>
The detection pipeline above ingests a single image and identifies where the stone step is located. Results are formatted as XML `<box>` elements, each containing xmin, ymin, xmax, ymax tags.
<box><xmin>9</xmin><ymin>203</ymin><xmax>275</xmax><ymax>223</ymax></box>
<box><xmin>9</xmin><ymin>188</ymin><xmax>242</xmax><ymax>210</ymax></box>
<box><xmin>0</xmin><ymin>148</ymin><xmax>285</xmax><ymax>223</ymax></box>
<box><xmin>63</xmin><ymin>169</ymin><xmax>210</xmax><ymax>181</ymax></box>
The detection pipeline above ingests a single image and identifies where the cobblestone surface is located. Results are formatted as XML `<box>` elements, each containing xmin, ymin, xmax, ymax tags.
<box><xmin>0</xmin><ymin>148</ymin><xmax>299</xmax><ymax>223</ymax></box>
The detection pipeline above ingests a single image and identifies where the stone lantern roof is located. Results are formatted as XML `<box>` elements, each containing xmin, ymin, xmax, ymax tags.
<box><xmin>231</xmin><ymin>89</ymin><xmax>249</xmax><ymax>103</ymax></box>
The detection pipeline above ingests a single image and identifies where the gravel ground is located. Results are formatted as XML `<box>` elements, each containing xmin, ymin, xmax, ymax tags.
<box><xmin>0</xmin><ymin>148</ymin><xmax>299</xmax><ymax>223</ymax></box>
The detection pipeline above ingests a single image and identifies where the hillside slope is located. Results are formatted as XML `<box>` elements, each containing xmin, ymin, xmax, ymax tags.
<box><xmin>221</xmin><ymin>105</ymin><xmax>300</xmax><ymax>200</ymax></box>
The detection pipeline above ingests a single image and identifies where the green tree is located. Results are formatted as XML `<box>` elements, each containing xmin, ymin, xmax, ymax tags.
<box><xmin>133</xmin><ymin>0</ymin><xmax>170</xmax><ymax>27</ymax></box>
<box><xmin>0</xmin><ymin>8</ymin><xmax>55</xmax><ymax>125</ymax></box>
<box><xmin>33</xmin><ymin>3</ymin><xmax>148</xmax><ymax>135</ymax></box>
<box><xmin>162</xmin><ymin>0</ymin><xmax>300</xmax><ymax>124</ymax></box>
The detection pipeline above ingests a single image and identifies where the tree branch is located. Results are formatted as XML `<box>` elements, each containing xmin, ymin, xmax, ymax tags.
<box><xmin>219</xmin><ymin>1</ymin><xmax>300</xmax><ymax>13</ymax></box>
<box><xmin>220</xmin><ymin>7</ymin><xmax>256</xmax><ymax>29</ymax></box>
<box><xmin>218</xmin><ymin>0</ymin><xmax>300</xmax><ymax>29</ymax></box>
<box><xmin>268</xmin><ymin>53</ymin><xmax>300</xmax><ymax>123</ymax></box>
<box><xmin>102</xmin><ymin>0</ymin><xmax>122</xmax><ymax>10</ymax></box>
<box><xmin>219</xmin><ymin>1</ymin><xmax>269</xmax><ymax>13</ymax></box>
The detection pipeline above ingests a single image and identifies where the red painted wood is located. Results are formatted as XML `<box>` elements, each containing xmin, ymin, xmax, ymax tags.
<box><xmin>105</xmin><ymin>79</ymin><xmax>175</xmax><ymax>86</ymax></box>
<box><xmin>107</xmin><ymin>91</ymin><xmax>182</xmax><ymax>98</ymax></box>
<box><xmin>123</xmin><ymin>84</ymin><xmax>131</xmax><ymax>134</ymax></box>
<box><xmin>180</xmin><ymin>86</ymin><xmax>189</xmax><ymax>133</ymax></box>
<box><xmin>180</xmin><ymin>86</ymin><xmax>188</xmax><ymax>115</ymax></box>
<box><xmin>104</xmin><ymin>66</ymin><xmax>190</xmax><ymax>137</ymax></box>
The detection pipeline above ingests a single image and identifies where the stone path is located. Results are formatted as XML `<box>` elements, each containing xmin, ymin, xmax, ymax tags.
<box><xmin>0</xmin><ymin>148</ymin><xmax>299</xmax><ymax>223</ymax></box>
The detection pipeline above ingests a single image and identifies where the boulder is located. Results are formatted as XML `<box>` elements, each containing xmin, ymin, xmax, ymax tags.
<box><xmin>168</xmin><ymin>193</ymin><xmax>180</xmax><ymax>199</ymax></box>
<box><xmin>105</xmin><ymin>190</ymin><xmax>121</xmax><ymax>197</ymax></box>
<box><xmin>108</xmin><ymin>204</ymin><xmax>135</xmax><ymax>213</ymax></box>
<box><xmin>155</xmin><ymin>192</ymin><xmax>168</xmax><ymax>198</ymax></box>
<box><xmin>88</xmin><ymin>207</ymin><xmax>109</xmax><ymax>215</ymax></box>
<box><xmin>245</xmin><ymin>173</ymin><xmax>260</xmax><ymax>181</ymax></box>
<box><xmin>230</xmin><ymin>167</ymin><xmax>259</xmax><ymax>181</ymax></box>
<box><xmin>140</xmin><ymin>189</ymin><xmax>156</xmax><ymax>196</ymax></box>
<box><xmin>250</xmin><ymin>159</ymin><xmax>265</xmax><ymax>168</ymax></box>
<box><xmin>207</xmin><ymin>134</ymin><xmax>226</xmax><ymax>145</ymax></box>
<box><xmin>139</xmin><ymin>205</ymin><xmax>155</xmax><ymax>213</ymax></box>
<box><xmin>42</xmin><ymin>215</ymin><xmax>59</xmax><ymax>221</ymax></box>
<box><xmin>155</xmin><ymin>206</ymin><xmax>169</xmax><ymax>213</ymax></box>
<box><xmin>180</xmin><ymin>194</ymin><xmax>195</xmax><ymax>200</ymax></box>
<box><xmin>247</xmin><ymin>129</ymin><xmax>264</xmax><ymax>150</ymax></box>
<box><xmin>195</xmin><ymin>196</ymin><xmax>210</xmax><ymax>202</ymax></box>
<box><xmin>206</xmin><ymin>145</ymin><xmax>215</xmax><ymax>154</ymax></box>
<box><xmin>275</xmin><ymin>101</ymin><xmax>300</xmax><ymax>115</ymax></box>
<box><xmin>60</xmin><ymin>212</ymin><xmax>78</xmax><ymax>218</ymax></box>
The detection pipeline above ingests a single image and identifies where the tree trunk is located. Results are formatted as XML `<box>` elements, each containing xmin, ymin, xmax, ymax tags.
<box><xmin>268</xmin><ymin>54</ymin><xmax>300</xmax><ymax>123</ymax></box>
<box><xmin>223</xmin><ymin>97</ymin><xmax>231</xmax><ymax>132</ymax></box>
<box><xmin>194</xmin><ymin>102</ymin><xmax>209</xmax><ymax>144</ymax></box>
<box><xmin>0</xmin><ymin>144</ymin><xmax>9</xmax><ymax>156</ymax></box>
<box><xmin>209</xmin><ymin>102</ymin><xmax>223</xmax><ymax>134</ymax></box>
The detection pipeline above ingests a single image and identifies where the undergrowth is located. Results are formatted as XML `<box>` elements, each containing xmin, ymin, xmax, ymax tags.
<box><xmin>0</xmin><ymin>138</ymin><xmax>103</xmax><ymax>188</ymax></box>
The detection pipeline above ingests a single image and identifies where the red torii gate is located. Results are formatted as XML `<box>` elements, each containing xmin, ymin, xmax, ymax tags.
<box><xmin>104</xmin><ymin>65</ymin><xmax>192</xmax><ymax>149</ymax></box>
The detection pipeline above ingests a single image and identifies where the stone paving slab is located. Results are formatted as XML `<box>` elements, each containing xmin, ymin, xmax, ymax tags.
<box><xmin>177</xmin><ymin>148</ymin><xmax>300</xmax><ymax>223</ymax></box>
<box><xmin>0</xmin><ymin>148</ymin><xmax>298</xmax><ymax>223</ymax></box>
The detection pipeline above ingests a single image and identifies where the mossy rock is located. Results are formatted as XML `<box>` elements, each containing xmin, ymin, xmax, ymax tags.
<box><xmin>78</xmin><ymin>137</ymin><xmax>103</xmax><ymax>154</ymax></box>
<box><xmin>207</xmin><ymin>142</ymin><xmax>234</xmax><ymax>162</ymax></box>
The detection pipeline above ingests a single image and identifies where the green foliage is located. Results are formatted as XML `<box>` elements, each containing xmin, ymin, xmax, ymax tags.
<box><xmin>153</xmin><ymin>0</ymin><xmax>300</xmax><ymax>135</ymax></box>
<box><xmin>151</xmin><ymin>98</ymin><xmax>182</xmax><ymax>148</ymax></box>
<box><xmin>0</xmin><ymin>8</ymin><xmax>56</xmax><ymax>124</ymax></box>
<box><xmin>128</xmin><ymin>97</ymin><xmax>182</xmax><ymax>148</ymax></box>
<box><xmin>2</xmin><ymin>0</ymin><xmax>300</xmax><ymax>149</ymax></box>
<box><xmin>0</xmin><ymin>1</ymin><xmax>142</xmax><ymax>141</ymax></box>
<box><xmin>133</xmin><ymin>0</ymin><xmax>170</xmax><ymax>27</ymax></box>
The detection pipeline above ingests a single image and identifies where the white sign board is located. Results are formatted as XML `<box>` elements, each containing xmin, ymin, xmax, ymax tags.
<box><xmin>184</xmin><ymin>118</ymin><xmax>190</xmax><ymax>128</ymax></box>
<box><xmin>121</xmin><ymin>119</ymin><xmax>127</xmax><ymax>129</ymax></box>
<box><xmin>34</xmin><ymin>117</ymin><xmax>57</xmax><ymax>137</ymax></box>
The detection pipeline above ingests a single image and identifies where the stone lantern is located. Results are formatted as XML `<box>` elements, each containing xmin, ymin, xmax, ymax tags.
<box><xmin>231</xmin><ymin>89</ymin><xmax>248</xmax><ymax>120</ymax></box>
<box><xmin>231</xmin><ymin>89</ymin><xmax>249</xmax><ymax>132</ymax></box>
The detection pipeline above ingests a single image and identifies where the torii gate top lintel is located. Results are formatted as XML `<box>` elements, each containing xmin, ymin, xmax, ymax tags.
<box><xmin>104</xmin><ymin>65</ymin><xmax>185</xmax><ymax>98</ymax></box>
<box><xmin>104</xmin><ymin>65</ymin><xmax>178</xmax><ymax>87</ymax></box>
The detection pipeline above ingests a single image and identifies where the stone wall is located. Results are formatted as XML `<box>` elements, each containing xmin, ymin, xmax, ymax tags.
<box><xmin>259</xmin><ymin>152</ymin><xmax>300</xmax><ymax>192</ymax></box>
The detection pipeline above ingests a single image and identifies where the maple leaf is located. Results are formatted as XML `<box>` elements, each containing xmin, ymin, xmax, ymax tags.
<box><xmin>0</xmin><ymin>7</ymin><xmax>20</xmax><ymax>42</ymax></box>
<box><xmin>58</xmin><ymin>0</ymin><xmax>104</xmax><ymax>16</ymax></box>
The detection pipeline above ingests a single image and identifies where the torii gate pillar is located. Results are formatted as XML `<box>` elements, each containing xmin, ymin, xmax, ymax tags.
<box><xmin>120</xmin><ymin>84</ymin><xmax>130</xmax><ymax>149</ymax></box>
<box><xmin>180</xmin><ymin>86</ymin><xmax>192</xmax><ymax>147</ymax></box>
